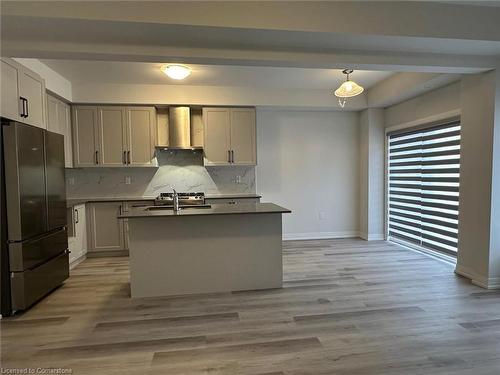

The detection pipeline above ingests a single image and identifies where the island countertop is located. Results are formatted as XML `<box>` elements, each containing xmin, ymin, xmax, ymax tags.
<box><xmin>119</xmin><ymin>203</ymin><xmax>291</xmax><ymax>218</ymax></box>
<box><xmin>66</xmin><ymin>194</ymin><xmax>262</xmax><ymax>208</ymax></box>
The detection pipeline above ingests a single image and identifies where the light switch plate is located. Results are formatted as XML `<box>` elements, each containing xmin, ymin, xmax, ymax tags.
<box><xmin>125</xmin><ymin>176</ymin><xmax>131</xmax><ymax>185</ymax></box>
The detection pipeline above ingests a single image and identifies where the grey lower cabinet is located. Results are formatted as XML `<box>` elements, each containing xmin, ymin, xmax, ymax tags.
<box><xmin>87</xmin><ymin>202</ymin><xmax>125</xmax><ymax>255</ymax></box>
<box><xmin>86</xmin><ymin>201</ymin><xmax>154</xmax><ymax>256</ymax></box>
<box><xmin>68</xmin><ymin>204</ymin><xmax>87</xmax><ymax>264</ymax></box>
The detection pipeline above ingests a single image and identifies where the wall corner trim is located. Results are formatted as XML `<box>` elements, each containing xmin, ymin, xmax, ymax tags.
<box><xmin>455</xmin><ymin>264</ymin><xmax>500</xmax><ymax>290</ymax></box>
<box><xmin>366</xmin><ymin>234</ymin><xmax>385</xmax><ymax>241</ymax></box>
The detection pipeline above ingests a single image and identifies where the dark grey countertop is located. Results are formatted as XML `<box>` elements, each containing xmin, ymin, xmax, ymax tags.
<box><xmin>205</xmin><ymin>194</ymin><xmax>262</xmax><ymax>200</ymax></box>
<box><xmin>118</xmin><ymin>203</ymin><xmax>291</xmax><ymax>218</ymax></box>
<box><xmin>66</xmin><ymin>196</ymin><xmax>155</xmax><ymax>207</ymax></box>
<box><xmin>66</xmin><ymin>194</ymin><xmax>262</xmax><ymax>208</ymax></box>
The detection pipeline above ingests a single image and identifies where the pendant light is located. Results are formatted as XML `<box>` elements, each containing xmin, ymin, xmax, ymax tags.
<box><xmin>333</xmin><ymin>69</ymin><xmax>364</xmax><ymax>108</ymax></box>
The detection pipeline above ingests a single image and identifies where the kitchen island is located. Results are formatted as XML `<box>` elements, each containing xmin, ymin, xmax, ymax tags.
<box><xmin>119</xmin><ymin>203</ymin><xmax>291</xmax><ymax>298</ymax></box>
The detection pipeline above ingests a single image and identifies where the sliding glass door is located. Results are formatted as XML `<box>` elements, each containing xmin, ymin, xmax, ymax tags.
<box><xmin>387</xmin><ymin>121</ymin><xmax>461</xmax><ymax>256</ymax></box>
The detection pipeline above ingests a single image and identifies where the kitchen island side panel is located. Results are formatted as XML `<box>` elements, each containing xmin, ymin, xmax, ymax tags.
<box><xmin>128</xmin><ymin>213</ymin><xmax>283</xmax><ymax>298</ymax></box>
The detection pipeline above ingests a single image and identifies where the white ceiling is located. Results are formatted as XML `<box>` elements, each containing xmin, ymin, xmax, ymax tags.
<box><xmin>3</xmin><ymin>2</ymin><xmax>499</xmax><ymax>75</ymax></box>
<box><xmin>41</xmin><ymin>60</ymin><xmax>394</xmax><ymax>90</ymax></box>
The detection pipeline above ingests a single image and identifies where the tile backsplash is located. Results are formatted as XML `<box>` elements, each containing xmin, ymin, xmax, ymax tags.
<box><xmin>66</xmin><ymin>150</ymin><xmax>256</xmax><ymax>198</ymax></box>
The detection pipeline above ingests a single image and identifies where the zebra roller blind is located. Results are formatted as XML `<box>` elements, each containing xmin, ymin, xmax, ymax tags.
<box><xmin>387</xmin><ymin>121</ymin><xmax>461</xmax><ymax>255</ymax></box>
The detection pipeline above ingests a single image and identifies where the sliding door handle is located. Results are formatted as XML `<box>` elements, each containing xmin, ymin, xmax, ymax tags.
<box><xmin>95</xmin><ymin>150</ymin><xmax>99</xmax><ymax>165</ymax></box>
<box><xmin>74</xmin><ymin>208</ymin><xmax>79</xmax><ymax>224</ymax></box>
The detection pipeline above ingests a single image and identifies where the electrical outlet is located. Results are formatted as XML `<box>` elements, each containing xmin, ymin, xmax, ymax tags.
<box><xmin>235</xmin><ymin>175</ymin><xmax>242</xmax><ymax>184</ymax></box>
<box><xmin>68</xmin><ymin>177</ymin><xmax>75</xmax><ymax>185</ymax></box>
<box><xmin>125</xmin><ymin>176</ymin><xmax>131</xmax><ymax>185</ymax></box>
<box><xmin>319</xmin><ymin>211</ymin><xmax>327</xmax><ymax>220</ymax></box>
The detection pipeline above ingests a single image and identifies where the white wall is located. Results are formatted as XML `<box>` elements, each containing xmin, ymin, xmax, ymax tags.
<box><xmin>384</xmin><ymin>82</ymin><xmax>461</xmax><ymax>129</ymax></box>
<box><xmin>256</xmin><ymin>109</ymin><xmax>360</xmax><ymax>239</ymax></box>
<box><xmin>71</xmin><ymin>82</ymin><xmax>367</xmax><ymax>110</ymax></box>
<box><xmin>456</xmin><ymin>70</ymin><xmax>500</xmax><ymax>289</ymax></box>
<box><xmin>359</xmin><ymin>108</ymin><xmax>385</xmax><ymax>241</ymax></box>
<box><xmin>13</xmin><ymin>58</ymin><xmax>72</xmax><ymax>101</ymax></box>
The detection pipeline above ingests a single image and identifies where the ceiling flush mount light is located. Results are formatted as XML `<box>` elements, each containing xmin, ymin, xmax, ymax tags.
<box><xmin>161</xmin><ymin>64</ymin><xmax>191</xmax><ymax>80</ymax></box>
<box><xmin>333</xmin><ymin>69</ymin><xmax>364</xmax><ymax>108</ymax></box>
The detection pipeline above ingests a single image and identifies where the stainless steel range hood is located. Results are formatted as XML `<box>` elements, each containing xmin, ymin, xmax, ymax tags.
<box><xmin>156</xmin><ymin>106</ymin><xmax>203</xmax><ymax>150</ymax></box>
<box><xmin>168</xmin><ymin>106</ymin><xmax>191</xmax><ymax>149</ymax></box>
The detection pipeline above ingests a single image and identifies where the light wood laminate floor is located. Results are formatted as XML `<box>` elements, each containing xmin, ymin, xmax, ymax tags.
<box><xmin>2</xmin><ymin>239</ymin><xmax>500</xmax><ymax>374</ymax></box>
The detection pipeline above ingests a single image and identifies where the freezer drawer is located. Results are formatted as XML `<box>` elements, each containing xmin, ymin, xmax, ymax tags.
<box><xmin>11</xmin><ymin>250</ymin><xmax>69</xmax><ymax>311</ymax></box>
<box><xmin>9</xmin><ymin>227</ymin><xmax>68</xmax><ymax>272</ymax></box>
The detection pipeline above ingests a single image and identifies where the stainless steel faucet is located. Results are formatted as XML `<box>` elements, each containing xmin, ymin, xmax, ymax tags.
<box><xmin>172</xmin><ymin>189</ymin><xmax>181</xmax><ymax>211</ymax></box>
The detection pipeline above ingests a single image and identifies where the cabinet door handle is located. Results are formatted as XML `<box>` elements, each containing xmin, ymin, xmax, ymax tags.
<box><xmin>75</xmin><ymin>209</ymin><xmax>79</xmax><ymax>224</ymax></box>
<box><xmin>127</xmin><ymin>151</ymin><xmax>131</xmax><ymax>165</ymax></box>
<box><xmin>95</xmin><ymin>150</ymin><xmax>99</xmax><ymax>165</ymax></box>
<box><xmin>231</xmin><ymin>150</ymin><xmax>235</xmax><ymax>163</ymax></box>
<box><xmin>19</xmin><ymin>97</ymin><xmax>23</xmax><ymax>117</ymax></box>
<box><xmin>25</xmin><ymin>98</ymin><xmax>28</xmax><ymax>117</ymax></box>
<box><xmin>19</xmin><ymin>97</ymin><xmax>27</xmax><ymax>117</ymax></box>
<box><xmin>123</xmin><ymin>151</ymin><xmax>127</xmax><ymax>164</ymax></box>
<box><xmin>228</xmin><ymin>150</ymin><xmax>231</xmax><ymax>163</ymax></box>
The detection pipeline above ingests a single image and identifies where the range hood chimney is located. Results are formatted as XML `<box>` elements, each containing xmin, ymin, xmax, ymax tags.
<box><xmin>168</xmin><ymin>106</ymin><xmax>192</xmax><ymax>149</ymax></box>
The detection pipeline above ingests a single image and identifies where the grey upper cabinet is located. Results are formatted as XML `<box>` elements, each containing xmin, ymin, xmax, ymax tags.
<box><xmin>72</xmin><ymin>105</ymin><xmax>156</xmax><ymax>168</ymax></box>
<box><xmin>47</xmin><ymin>94</ymin><xmax>73</xmax><ymax>167</ymax></box>
<box><xmin>72</xmin><ymin>106</ymin><xmax>99</xmax><ymax>167</ymax></box>
<box><xmin>18</xmin><ymin>68</ymin><xmax>46</xmax><ymax>128</ymax></box>
<box><xmin>203</xmin><ymin>107</ymin><xmax>231</xmax><ymax>165</ymax></box>
<box><xmin>87</xmin><ymin>202</ymin><xmax>124</xmax><ymax>253</ymax></box>
<box><xmin>98</xmin><ymin>107</ymin><xmax>127</xmax><ymax>167</ymax></box>
<box><xmin>203</xmin><ymin>107</ymin><xmax>256</xmax><ymax>166</ymax></box>
<box><xmin>125</xmin><ymin>106</ymin><xmax>156</xmax><ymax>166</ymax></box>
<box><xmin>0</xmin><ymin>57</ymin><xmax>46</xmax><ymax>129</ymax></box>
<box><xmin>230</xmin><ymin>108</ymin><xmax>256</xmax><ymax>165</ymax></box>
<box><xmin>1</xmin><ymin>59</ymin><xmax>21</xmax><ymax>122</ymax></box>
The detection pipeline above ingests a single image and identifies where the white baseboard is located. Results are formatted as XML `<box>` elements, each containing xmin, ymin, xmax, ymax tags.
<box><xmin>282</xmin><ymin>231</ymin><xmax>359</xmax><ymax>241</ymax></box>
<box><xmin>455</xmin><ymin>264</ymin><xmax>500</xmax><ymax>289</ymax></box>
<box><xmin>365</xmin><ymin>234</ymin><xmax>385</xmax><ymax>241</ymax></box>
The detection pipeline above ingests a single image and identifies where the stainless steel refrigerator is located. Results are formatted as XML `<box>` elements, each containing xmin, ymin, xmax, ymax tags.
<box><xmin>1</xmin><ymin>120</ymin><xmax>69</xmax><ymax>315</ymax></box>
